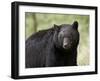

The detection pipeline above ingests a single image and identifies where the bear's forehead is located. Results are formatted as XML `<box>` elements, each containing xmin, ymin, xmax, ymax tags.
<box><xmin>60</xmin><ymin>24</ymin><xmax>73</xmax><ymax>31</ymax></box>
<box><xmin>59</xmin><ymin>24</ymin><xmax>77</xmax><ymax>36</ymax></box>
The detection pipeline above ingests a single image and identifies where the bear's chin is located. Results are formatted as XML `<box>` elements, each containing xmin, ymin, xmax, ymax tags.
<box><xmin>63</xmin><ymin>46</ymin><xmax>72</xmax><ymax>50</ymax></box>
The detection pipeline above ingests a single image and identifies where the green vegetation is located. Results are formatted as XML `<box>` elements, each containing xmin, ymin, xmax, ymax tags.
<box><xmin>25</xmin><ymin>12</ymin><xmax>90</xmax><ymax>66</ymax></box>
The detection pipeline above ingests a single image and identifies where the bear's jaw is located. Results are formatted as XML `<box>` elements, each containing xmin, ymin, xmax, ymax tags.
<box><xmin>63</xmin><ymin>43</ymin><xmax>72</xmax><ymax>49</ymax></box>
<box><xmin>63</xmin><ymin>42</ymin><xmax>73</xmax><ymax>50</ymax></box>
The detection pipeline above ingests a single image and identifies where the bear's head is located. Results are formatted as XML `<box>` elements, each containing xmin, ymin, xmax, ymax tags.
<box><xmin>53</xmin><ymin>21</ymin><xmax>79</xmax><ymax>50</ymax></box>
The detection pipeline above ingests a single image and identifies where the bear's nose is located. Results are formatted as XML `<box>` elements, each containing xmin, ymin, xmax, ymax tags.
<box><xmin>63</xmin><ymin>43</ymin><xmax>68</xmax><ymax>48</ymax></box>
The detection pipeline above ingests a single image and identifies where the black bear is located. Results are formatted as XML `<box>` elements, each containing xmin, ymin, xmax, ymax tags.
<box><xmin>25</xmin><ymin>21</ymin><xmax>80</xmax><ymax>68</ymax></box>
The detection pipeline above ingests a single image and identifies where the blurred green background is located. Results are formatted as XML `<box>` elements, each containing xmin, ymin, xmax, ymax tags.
<box><xmin>25</xmin><ymin>12</ymin><xmax>90</xmax><ymax>66</ymax></box>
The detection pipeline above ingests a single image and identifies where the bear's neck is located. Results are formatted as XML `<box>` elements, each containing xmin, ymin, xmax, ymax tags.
<box><xmin>54</xmin><ymin>47</ymin><xmax>77</xmax><ymax>66</ymax></box>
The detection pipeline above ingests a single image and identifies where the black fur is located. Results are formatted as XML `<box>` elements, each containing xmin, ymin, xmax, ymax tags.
<box><xmin>25</xmin><ymin>21</ymin><xmax>79</xmax><ymax>68</ymax></box>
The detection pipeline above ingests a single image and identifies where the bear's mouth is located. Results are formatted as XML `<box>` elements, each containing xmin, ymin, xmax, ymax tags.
<box><xmin>63</xmin><ymin>44</ymin><xmax>72</xmax><ymax>49</ymax></box>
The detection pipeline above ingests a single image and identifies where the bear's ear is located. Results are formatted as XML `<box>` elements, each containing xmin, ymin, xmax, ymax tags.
<box><xmin>72</xmin><ymin>21</ymin><xmax>78</xmax><ymax>30</ymax></box>
<box><xmin>54</xmin><ymin>24</ymin><xmax>59</xmax><ymax>30</ymax></box>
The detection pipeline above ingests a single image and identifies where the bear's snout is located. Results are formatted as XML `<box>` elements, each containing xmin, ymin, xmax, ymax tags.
<box><xmin>63</xmin><ymin>43</ymin><xmax>68</xmax><ymax>48</ymax></box>
<box><xmin>63</xmin><ymin>38</ymin><xmax>71</xmax><ymax>49</ymax></box>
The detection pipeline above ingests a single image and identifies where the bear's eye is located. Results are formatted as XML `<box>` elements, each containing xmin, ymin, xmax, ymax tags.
<box><xmin>58</xmin><ymin>31</ymin><xmax>64</xmax><ymax>38</ymax></box>
<box><xmin>59</xmin><ymin>34</ymin><xmax>63</xmax><ymax>40</ymax></box>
